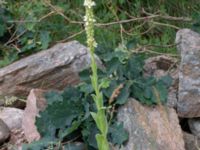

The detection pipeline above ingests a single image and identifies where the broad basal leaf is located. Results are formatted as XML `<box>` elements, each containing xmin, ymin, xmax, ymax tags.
<box><xmin>109</xmin><ymin>122</ymin><xmax>128</xmax><ymax>145</ymax></box>
<box><xmin>81</xmin><ymin>118</ymin><xmax>98</xmax><ymax>149</ymax></box>
<box><xmin>36</xmin><ymin>87</ymin><xmax>85</xmax><ymax>140</ymax></box>
<box><xmin>39</xmin><ymin>31</ymin><xmax>51</xmax><ymax>49</ymax></box>
<box><xmin>64</xmin><ymin>143</ymin><xmax>86</xmax><ymax>150</ymax></box>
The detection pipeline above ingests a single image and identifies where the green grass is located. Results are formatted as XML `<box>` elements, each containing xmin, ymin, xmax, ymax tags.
<box><xmin>0</xmin><ymin>0</ymin><xmax>200</xmax><ymax>67</ymax></box>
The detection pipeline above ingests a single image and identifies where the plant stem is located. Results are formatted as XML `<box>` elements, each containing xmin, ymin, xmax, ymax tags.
<box><xmin>84</xmin><ymin>0</ymin><xmax>110</xmax><ymax>150</ymax></box>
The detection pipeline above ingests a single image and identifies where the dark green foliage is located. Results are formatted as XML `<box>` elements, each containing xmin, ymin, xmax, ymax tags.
<box><xmin>23</xmin><ymin>44</ymin><xmax>172</xmax><ymax>149</ymax></box>
<box><xmin>115</xmin><ymin>83</ymin><xmax>131</xmax><ymax>105</ymax></box>
<box><xmin>36</xmin><ymin>87</ymin><xmax>86</xmax><ymax>139</ymax></box>
<box><xmin>45</xmin><ymin>91</ymin><xmax>63</xmax><ymax>105</ymax></box>
<box><xmin>0</xmin><ymin>7</ymin><xmax>11</xmax><ymax>37</ymax></box>
<box><xmin>131</xmin><ymin>76</ymin><xmax>172</xmax><ymax>105</ymax></box>
<box><xmin>22</xmin><ymin>138</ymin><xmax>56</xmax><ymax>150</ymax></box>
<box><xmin>96</xmin><ymin>45</ymin><xmax>172</xmax><ymax>105</ymax></box>
<box><xmin>0</xmin><ymin>17</ymin><xmax>6</xmax><ymax>37</ymax></box>
<box><xmin>22</xmin><ymin>87</ymin><xmax>88</xmax><ymax>150</ymax></box>
<box><xmin>81</xmin><ymin>118</ymin><xmax>99</xmax><ymax>149</ymax></box>
<box><xmin>0</xmin><ymin>0</ymin><xmax>200</xmax><ymax>68</ymax></box>
<box><xmin>126</xmin><ymin>38</ymin><xmax>138</xmax><ymax>50</ymax></box>
<box><xmin>108</xmin><ymin>122</ymin><xmax>128</xmax><ymax>145</ymax></box>
<box><xmin>5</xmin><ymin>0</ymin><xmax>190</xmax><ymax>149</ymax></box>
<box><xmin>191</xmin><ymin>13</ymin><xmax>200</xmax><ymax>33</ymax></box>
<box><xmin>64</xmin><ymin>143</ymin><xmax>86</xmax><ymax>150</ymax></box>
<box><xmin>23</xmin><ymin>86</ymin><xmax>128</xmax><ymax>150</ymax></box>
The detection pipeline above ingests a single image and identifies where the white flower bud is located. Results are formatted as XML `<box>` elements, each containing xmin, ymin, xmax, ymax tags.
<box><xmin>83</xmin><ymin>15</ymin><xmax>88</xmax><ymax>22</ymax></box>
<box><xmin>84</xmin><ymin>0</ymin><xmax>96</xmax><ymax>8</ymax></box>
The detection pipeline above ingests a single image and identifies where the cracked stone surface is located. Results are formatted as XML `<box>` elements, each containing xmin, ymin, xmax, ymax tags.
<box><xmin>188</xmin><ymin>118</ymin><xmax>200</xmax><ymax>138</ymax></box>
<box><xmin>117</xmin><ymin>98</ymin><xmax>185</xmax><ymax>150</ymax></box>
<box><xmin>183</xmin><ymin>132</ymin><xmax>200</xmax><ymax>150</ymax></box>
<box><xmin>22</xmin><ymin>89</ymin><xmax>47</xmax><ymax>143</ymax></box>
<box><xmin>176</xmin><ymin>29</ymin><xmax>200</xmax><ymax>117</ymax></box>
<box><xmin>0</xmin><ymin>41</ymin><xmax>101</xmax><ymax>98</ymax></box>
<box><xmin>0</xmin><ymin>119</ymin><xmax>10</xmax><ymax>145</ymax></box>
<box><xmin>0</xmin><ymin>107</ymin><xmax>23</xmax><ymax>130</ymax></box>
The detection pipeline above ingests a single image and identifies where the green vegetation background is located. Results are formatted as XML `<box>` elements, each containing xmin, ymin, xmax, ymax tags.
<box><xmin>0</xmin><ymin>0</ymin><xmax>200</xmax><ymax>67</ymax></box>
<box><xmin>1</xmin><ymin>1</ymin><xmax>200</xmax><ymax>149</ymax></box>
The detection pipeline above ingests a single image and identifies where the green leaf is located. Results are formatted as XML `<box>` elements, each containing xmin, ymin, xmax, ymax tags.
<box><xmin>22</xmin><ymin>138</ymin><xmax>55</xmax><ymax>150</ymax></box>
<box><xmin>106</xmin><ymin>57</ymin><xmax>121</xmax><ymax>74</ymax></box>
<box><xmin>90</xmin><ymin>112</ymin><xmax>102</xmax><ymax>133</ymax></box>
<box><xmin>191</xmin><ymin>13</ymin><xmax>200</xmax><ymax>33</ymax></box>
<box><xmin>0</xmin><ymin>20</ymin><xmax>6</xmax><ymax>37</ymax></box>
<box><xmin>0</xmin><ymin>49</ymin><xmax>18</xmax><ymax>68</ymax></box>
<box><xmin>114</xmin><ymin>51</ymin><xmax>129</xmax><ymax>63</ymax></box>
<box><xmin>103</xmin><ymin>80</ymin><xmax>118</xmax><ymax>98</ymax></box>
<box><xmin>144</xmin><ymin>86</ymin><xmax>152</xmax><ymax>99</ymax></box>
<box><xmin>39</xmin><ymin>31</ymin><xmax>51</xmax><ymax>49</ymax></box>
<box><xmin>35</xmin><ymin>87</ymin><xmax>85</xmax><ymax>140</ymax></box>
<box><xmin>116</xmin><ymin>83</ymin><xmax>131</xmax><ymax>105</ymax></box>
<box><xmin>159</xmin><ymin>75</ymin><xmax>173</xmax><ymax>88</ymax></box>
<box><xmin>79</xmin><ymin>69</ymin><xmax>91</xmax><ymax>82</ymax></box>
<box><xmin>59</xmin><ymin>120</ymin><xmax>82</xmax><ymax>139</ymax></box>
<box><xmin>125</xmin><ymin>55</ymin><xmax>144</xmax><ymax>79</ymax></box>
<box><xmin>0</xmin><ymin>9</ymin><xmax>7</xmax><ymax>37</ymax></box>
<box><xmin>45</xmin><ymin>91</ymin><xmax>63</xmax><ymax>105</ymax></box>
<box><xmin>99</xmin><ymin>78</ymin><xmax>111</xmax><ymax>89</ymax></box>
<box><xmin>64</xmin><ymin>143</ymin><xmax>86</xmax><ymax>150</ymax></box>
<box><xmin>109</xmin><ymin>122</ymin><xmax>128</xmax><ymax>145</ymax></box>
<box><xmin>95</xmin><ymin>46</ymin><xmax>115</xmax><ymax>62</ymax></box>
<box><xmin>154</xmin><ymin>82</ymin><xmax>168</xmax><ymax>103</ymax></box>
<box><xmin>81</xmin><ymin>118</ymin><xmax>98</xmax><ymax>149</ymax></box>
<box><xmin>25</xmin><ymin>16</ymin><xmax>37</xmax><ymax>31</ymax></box>
<box><xmin>79</xmin><ymin>83</ymin><xmax>94</xmax><ymax>94</ymax></box>
<box><xmin>131</xmin><ymin>75</ymin><xmax>171</xmax><ymax>105</ymax></box>
<box><xmin>126</xmin><ymin>38</ymin><xmax>137</xmax><ymax>50</ymax></box>
<box><xmin>91</xmin><ymin>110</ymin><xmax>108</xmax><ymax>135</ymax></box>
<box><xmin>119</xmin><ymin>0</ymin><xmax>125</xmax><ymax>4</ymax></box>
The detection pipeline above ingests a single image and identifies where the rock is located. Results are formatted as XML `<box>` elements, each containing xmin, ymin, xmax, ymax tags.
<box><xmin>176</xmin><ymin>29</ymin><xmax>200</xmax><ymax>117</ymax></box>
<box><xmin>22</xmin><ymin>89</ymin><xmax>47</xmax><ymax>143</ymax></box>
<box><xmin>188</xmin><ymin>118</ymin><xmax>200</xmax><ymax>137</ymax></box>
<box><xmin>117</xmin><ymin>98</ymin><xmax>185</xmax><ymax>150</ymax></box>
<box><xmin>0</xmin><ymin>107</ymin><xmax>23</xmax><ymax>130</ymax></box>
<box><xmin>0</xmin><ymin>119</ymin><xmax>10</xmax><ymax>144</ymax></box>
<box><xmin>183</xmin><ymin>132</ymin><xmax>200</xmax><ymax>150</ymax></box>
<box><xmin>8</xmin><ymin>128</ymin><xmax>26</xmax><ymax>150</ymax></box>
<box><xmin>0</xmin><ymin>41</ymin><xmax>102</xmax><ymax>98</ymax></box>
<box><xmin>144</xmin><ymin>55</ymin><xmax>179</xmax><ymax>108</ymax></box>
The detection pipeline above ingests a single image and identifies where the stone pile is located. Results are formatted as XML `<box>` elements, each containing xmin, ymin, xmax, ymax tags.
<box><xmin>116</xmin><ymin>29</ymin><xmax>200</xmax><ymax>150</ymax></box>
<box><xmin>0</xmin><ymin>41</ymin><xmax>95</xmax><ymax>149</ymax></box>
<box><xmin>0</xmin><ymin>30</ymin><xmax>199</xmax><ymax>150</ymax></box>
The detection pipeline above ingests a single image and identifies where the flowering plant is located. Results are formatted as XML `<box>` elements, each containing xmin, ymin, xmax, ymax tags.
<box><xmin>84</xmin><ymin>0</ymin><xmax>110</xmax><ymax>150</ymax></box>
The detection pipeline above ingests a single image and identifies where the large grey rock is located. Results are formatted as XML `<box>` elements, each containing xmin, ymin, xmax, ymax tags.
<box><xmin>176</xmin><ymin>29</ymin><xmax>200</xmax><ymax>117</ymax></box>
<box><xmin>188</xmin><ymin>118</ymin><xmax>200</xmax><ymax>137</ymax></box>
<box><xmin>0</xmin><ymin>119</ymin><xmax>10</xmax><ymax>144</ymax></box>
<box><xmin>0</xmin><ymin>107</ymin><xmax>23</xmax><ymax>130</ymax></box>
<box><xmin>144</xmin><ymin>55</ymin><xmax>179</xmax><ymax>108</ymax></box>
<box><xmin>0</xmin><ymin>41</ymin><xmax>101</xmax><ymax>98</ymax></box>
<box><xmin>117</xmin><ymin>98</ymin><xmax>185</xmax><ymax>150</ymax></box>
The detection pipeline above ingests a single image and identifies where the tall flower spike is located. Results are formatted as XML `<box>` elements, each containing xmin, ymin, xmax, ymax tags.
<box><xmin>84</xmin><ymin>0</ymin><xmax>110</xmax><ymax>150</ymax></box>
<box><xmin>84</xmin><ymin>0</ymin><xmax>97</xmax><ymax>50</ymax></box>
